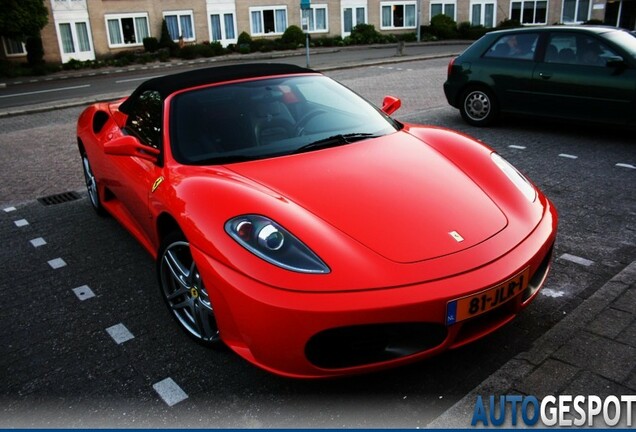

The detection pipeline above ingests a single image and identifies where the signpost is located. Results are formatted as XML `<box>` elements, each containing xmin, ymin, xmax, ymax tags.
<box><xmin>300</xmin><ymin>0</ymin><xmax>311</xmax><ymax>67</ymax></box>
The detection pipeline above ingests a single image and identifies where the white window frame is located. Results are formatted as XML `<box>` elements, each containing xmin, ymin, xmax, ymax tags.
<box><xmin>561</xmin><ymin>0</ymin><xmax>590</xmax><ymax>23</ymax></box>
<box><xmin>380</xmin><ymin>1</ymin><xmax>418</xmax><ymax>29</ymax></box>
<box><xmin>2</xmin><ymin>36</ymin><xmax>26</xmax><ymax>57</ymax></box>
<box><xmin>249</xmin><ymin>6</ymin><xmax>288</xmax><ymax>36</ymax></box>
<box><xmin>430</xmin><ymin>1</ymin><xmax>457</xmax><ymax>21</ymax></box>
<box><xmin>163</xmin><ymin>10</ymin><xmax>196</xmax><ymax>42</ymax></box>
<box><xmin>57</xmin><ymin>20</ymin><xmax>94</xmax><ymax>63</ymax></box>
<box><xmin>300</xmin><ymin>4</ymin><xmax>329</xmax><ymax>33</ymax></box>
<box><xmin>469</xmin><ymin>0</ymin><xmax>496</xmax><ymax>27</ymax></box>
<box><xmin>105</xmin><ymin>13</ymin><xmax>150</xmax><ymax>48</ymax></box>
<box><xmin>341</xmin><ymin>3</ymin><xmax>367</xmax><ymax>36</ymax></box>
<box><xmin>510</xmin><ymin>1</ymin><xmax>548</xmax><ymax>25</ymax></box>
<box><xmin>209</xmin><ymin>11</ymin><xmax>237</xmax><ymax>46</ymax></box>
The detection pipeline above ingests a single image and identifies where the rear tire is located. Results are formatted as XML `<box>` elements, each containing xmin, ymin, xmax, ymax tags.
<box><xmin>459</xmin><ymin>87</ymin><xmax>499</xmax><ymax>127</ymax></box>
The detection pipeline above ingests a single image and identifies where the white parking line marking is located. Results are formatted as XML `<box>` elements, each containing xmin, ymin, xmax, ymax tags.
<box><xmin>616</xmin><ymin>163</ymin><xmax>635</xmax><ymax>170</ymax></box>
<box><xmin>106</xmin><ymin>323</ymin><xmax>134</xmax><ymax>344</ymax></box>
<box><xmin>559</xmin><ymin>253</ymin><xmax>594</xmax><ymax>267</ymax></box>
<box><xmin>509</xmin><ymin>145</ymin><xmax>526</xmax><ymax>150</ymax></box>
<box><xmin>30</xmin><ymin>237</ymin><xmax>47</xmax><ymax>247</ymax></box>
<box><xmin>153</xmin><ymin>378</ymin><xmax>189</xmax><ymax>407</ymax></box>
<box><xmin>3</xmin><ymin>207</ymin><xmax>16</xmax><ymax>213</ymax></box>
<box><xmin>541</xmin><ymin>288</ymin><xmax>566</xmax><ymax>298</ymax></box>
<box><xmin>559</xmin><ymin>154</ymin><xmax>578</xmax><ymax>159</ymax></box>
<box><xmin>48</xmin><ymin>258</ymin><xmax>67</xmax><ymax>269</ymax></box>
<box><xmin>72</xmin><ymin>285</ymin><xmax>95</xmax><ymax>301</ymax></box>
<box><xmin>14</xmin><ymin>219</ymin><xmax>29</xmax><ymax>227</ymax></box>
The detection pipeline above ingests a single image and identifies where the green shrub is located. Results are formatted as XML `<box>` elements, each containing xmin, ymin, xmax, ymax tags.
<box><xmin>178</xmin><ymin>45</ymin><xmax>197</xmax><ymax>59</ymax></box>
<box><xmin>237</xmin><ymin>31</ymin><xmax>252</xmax><ymax>45</ymax></box>
<box><xmin>25</xmin><ymin>36</ymin><xmax>45</xmax><ymax>67</ymax></box>
<box><xmin>497</xmin><ymin>19</ymin><xmax>522</xmax><ymax>29</ymax></box>
<box><xmin>159</xmin><ymin>20</ymin><xmax>176</xmax><ymax>49</ymax></box>
<box><xmin>350</xmin><ymin>23</ymin><xmax>383</xmax><ymax>44</ymax></box>
<box><xmin>430</xmin><ymin>14</ymin><xmax>458</xmax><ymax>39</ymax></box>
<box><xmin>143</xmin><ymin>37</ymin><xmax>159</xmax><ymax>52</ymax></box>
<box><xmin>281</xmin><ymin>25</ymin><xmax>305</xmax><ymax>46</ymax></box>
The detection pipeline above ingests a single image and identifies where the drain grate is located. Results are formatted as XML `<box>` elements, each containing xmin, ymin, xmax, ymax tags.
<box><xmin>37</xmin><ymin>191</ymin><xmax>81</xmax><ymax>206</ymax></box>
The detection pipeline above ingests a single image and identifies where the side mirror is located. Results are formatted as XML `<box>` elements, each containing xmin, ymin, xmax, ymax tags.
<box><xmin>381</xmin><ymin>96</ymin><xmax>401</xmax><ymax>115</ymax></box>
<box><xmin>606</xmin><ymin>56</ymin><xmax>626</xmax><ymax>68</ymax></box>
<box><xmin>104</xmin><ymin>135</ymin><xmax>160</xmax><ymax>163</ymax></box>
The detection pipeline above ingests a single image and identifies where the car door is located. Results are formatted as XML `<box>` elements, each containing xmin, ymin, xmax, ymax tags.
<box><xmin>478</xmin><ymin>32</ymin><xmax>541</xmax><ymax>114</ymax></box>
<box><xmin>532</xmin><ymin>31</ymin><xmax>636</xmax><ymax>125</ymax></box>
<box><xmin>107</xmin><ymin>90</ymin><xmax>164</xmax><ymax>244</ymax></box>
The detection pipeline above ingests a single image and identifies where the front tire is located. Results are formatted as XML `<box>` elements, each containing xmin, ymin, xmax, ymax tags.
<box><xmin>81</xmin><ymin>152</ymin><xmax>106</xmax><ymax>216</ymax></box>
<box><xmin>157</xmin><ymin>231</ymin><xmax>221</xmax><ymax>346</ymax></box>
<box><xmin>459</xmin><ymin>87</ymin><xmax>499</xmax><ymax>127</ymax></box>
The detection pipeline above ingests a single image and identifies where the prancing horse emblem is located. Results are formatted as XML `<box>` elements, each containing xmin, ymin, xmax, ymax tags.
<box><xmin>449</xmin><ymin>231</ymin><xmax>464</xmax><ymax>242</ymax></box>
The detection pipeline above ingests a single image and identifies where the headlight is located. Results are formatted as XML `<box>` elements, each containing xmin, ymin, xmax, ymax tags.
<box><xmin>225</xmin><ymin>215</ymin><xmax>330</xmax><ymax>274</ymax></box>
<box><xmin>491</xmin><ymin>152</ymin><xmax>536</xmax><ymax>202</ymax></box>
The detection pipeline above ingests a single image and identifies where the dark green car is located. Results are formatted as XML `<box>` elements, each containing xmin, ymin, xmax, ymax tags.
<box><xmin>444</xmin><ymin>26</ymin><xmax>636</xmax><ymax>127</ymax></box>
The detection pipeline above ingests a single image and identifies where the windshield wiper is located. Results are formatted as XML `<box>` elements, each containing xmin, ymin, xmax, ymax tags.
<box><xmin>293</xmin><ymin>133</ymin><xmax>379</xmax><ymax>154</ymax></box>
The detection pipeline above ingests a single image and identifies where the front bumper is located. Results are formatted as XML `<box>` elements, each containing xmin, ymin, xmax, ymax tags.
<box><xmin>192</xmin><ymin>202</ymin><xmax>557</xmax><ymax>378</ymax></box>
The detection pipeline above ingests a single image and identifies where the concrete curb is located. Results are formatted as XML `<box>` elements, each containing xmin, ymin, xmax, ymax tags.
<box><xmin>428</xmin><ymin>260</ymin><xmax>636</xmax><ymax>428</ymax></box>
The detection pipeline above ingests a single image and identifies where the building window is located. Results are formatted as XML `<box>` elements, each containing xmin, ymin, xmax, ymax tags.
<box><xmin>430</xmin><ymin>1</ymin><xmax>456</xmax><ymax>20</ymax></box>
<box><xmin>301</xmin><ymin>5</ymin><xmax>328</xmax><ymax>32</ymax></box>
<box><xmin>250</xmin><ymin>6</ymin><xmax>288</xmax><ymax>35</ymax></box>
<box><xmin>210</xmin><ymin>13</ymin><xmax>236</xmax><ymax>42</ymax></box>
<box><xmin>471</xmin><ymin>1</ymin><xmax>495</xmax><ymax>27</ymax></box>
<box><xmin>343</xmin><ymin>6</ymin><xmax>366</xmax><ymax>34</ymax></box>
<box><xmin>105</xmin><ymin>13</ymin><xmax>150</xmax><ymax>47</ymax></box>
<box><xmin>511</xmin><ymin>1</ymin><xmax>548</xmax><ymax>24</ymax></box>
<box><xmin>562</xmin><ymin>0</ymin><xmax>590</xmax><ymax>23</ymax></box>
<box><xmin>163</xmin><ymin>11</ymin><xmax>195</xmax><ymax>41</ymax></box>
<box><xmin>58</xmin><ymin>22</ymin><xmax>91</xmax><ymax>54</ymax></box>
<box><xmin>2</xmin><ymin>36</ymin><xmax>26</xmax><ymax>56</ymax></box>
<box><xmin>381</xmin><ymin>2</ymin><xmax>417</xmax><ymax>29</ymax></box>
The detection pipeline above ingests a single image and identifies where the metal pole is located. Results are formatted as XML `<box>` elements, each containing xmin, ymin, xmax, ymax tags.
<box><xmin>305</xmin><ymin>28</ymin><xmax>310</xmax><ymax>67</ymax></box>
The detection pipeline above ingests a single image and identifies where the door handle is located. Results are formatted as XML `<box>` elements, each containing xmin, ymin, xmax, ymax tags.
<box><xmin>539</xmin><ymin>72</ymin><xmax>552</xmax><ymax>79</ymax></box>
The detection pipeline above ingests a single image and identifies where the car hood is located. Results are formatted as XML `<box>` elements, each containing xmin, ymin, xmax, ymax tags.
<box><xmin>226</xmin><ymin>131</ymin><xmax>508</xmax><ymax>263</ymax></box>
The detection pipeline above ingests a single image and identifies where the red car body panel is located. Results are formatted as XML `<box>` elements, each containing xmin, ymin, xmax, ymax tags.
<box><xmin>77</xmin><ymin>65</ymin><xmax>557</xmax><ymax>378</ymax></box>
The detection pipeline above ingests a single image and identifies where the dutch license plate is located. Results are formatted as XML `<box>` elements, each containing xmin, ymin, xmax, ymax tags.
<box><xmin>446</xmin><ymin>268</ymin><xmax>530</xmax><ymax>325</ymax></box>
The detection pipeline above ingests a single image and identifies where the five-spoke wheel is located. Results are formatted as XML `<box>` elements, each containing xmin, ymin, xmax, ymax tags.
<box><xmin>158</xmin><ymin>232</ymin><xmax>220</xmax><ymax>345</ymax></box>
<box><xmin>81</xmin><ymin>152</ymin><xmax>106</xmax><ymax>215</ymax></box>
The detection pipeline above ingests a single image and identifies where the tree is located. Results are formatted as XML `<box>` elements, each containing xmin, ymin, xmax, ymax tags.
<box><xmin>0</xmin><ymin>0</ymin><xmax>49</xmax><ymax>40</ymax></box>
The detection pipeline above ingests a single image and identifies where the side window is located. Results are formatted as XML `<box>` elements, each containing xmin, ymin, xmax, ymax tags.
<box><xmin>125</xmin><ymin>90</ymin><xmax>162</xmax><ymax>149</ymax></box>
<box><xmin>484</xmin><ymin>33</ymin><xmax>539</xmax><ymax>60</ymax></box>
<box><xmin>545</xmin><ymin>33</ymin><xmax>619</xmax><ymax>66</ymax></box>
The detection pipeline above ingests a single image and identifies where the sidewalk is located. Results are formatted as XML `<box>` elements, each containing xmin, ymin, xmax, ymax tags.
<box><xmin>429</xmin><ymin>260</ymin><xmax>636</xmax><ymax>428</ymax></box>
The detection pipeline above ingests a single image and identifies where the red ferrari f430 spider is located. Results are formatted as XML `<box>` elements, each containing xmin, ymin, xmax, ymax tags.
<box><xmin>77</xmin><ymin>63</ymin><xmax>557</xmax><ymax>378</ymax></box>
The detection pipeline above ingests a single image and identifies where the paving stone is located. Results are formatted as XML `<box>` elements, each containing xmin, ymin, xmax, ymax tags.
<box><xmin>562</xmin><ymin>370</ymin><xmax>634</xmax><ymax>399</ymax></box>
<box><xmin>616</xmin><ymin>321</ymin><xmax>636</xmax><ymax>349</ymax></box>
<box><xmin>513</xmin><ymin>359</ymin><xmax>579</xmax><ymax>398</ymax></box>
<box><xmin>611</xmin><ymin>285</ymin><xmax>636</xmax><ymax>314</ymax></box>
<box><xmin>587</xmin><ymin>307</ymin><xmax>633</xmax><ymax>339</ymax></box>
<box><xmin>553</xmin><ymin>331</ymin><xmax>636</xmax><ymax>383</ymax></box>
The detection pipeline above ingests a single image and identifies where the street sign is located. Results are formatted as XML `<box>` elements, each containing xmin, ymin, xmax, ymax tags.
<box><xmin>300</xmin><ymin>0</ymin><xmax>311</xmax><ymax>10</ymax></box>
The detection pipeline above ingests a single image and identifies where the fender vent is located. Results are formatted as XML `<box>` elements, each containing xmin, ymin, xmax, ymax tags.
<box><xmin>38</xmin><ymin>191</ymin><xmax>81</xmax><ymax>206</ymax></box>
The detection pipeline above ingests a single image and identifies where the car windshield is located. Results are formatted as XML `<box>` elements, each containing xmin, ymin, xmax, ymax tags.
<box><xmin>169</xmin><ymin>75</ymin><xmax>399</xmax><ymax>165</ymax></box>
<box><xmin>604</xmin><ymin>29</ymin><xmax>636</xmax><ymax>58</ymax></box>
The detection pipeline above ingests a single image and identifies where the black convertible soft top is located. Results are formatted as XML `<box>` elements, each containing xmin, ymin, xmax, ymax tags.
<box><xmin>119</xmin><ymin>63</ymin><xmax>315</xmax><ymax>114</ymax></box>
